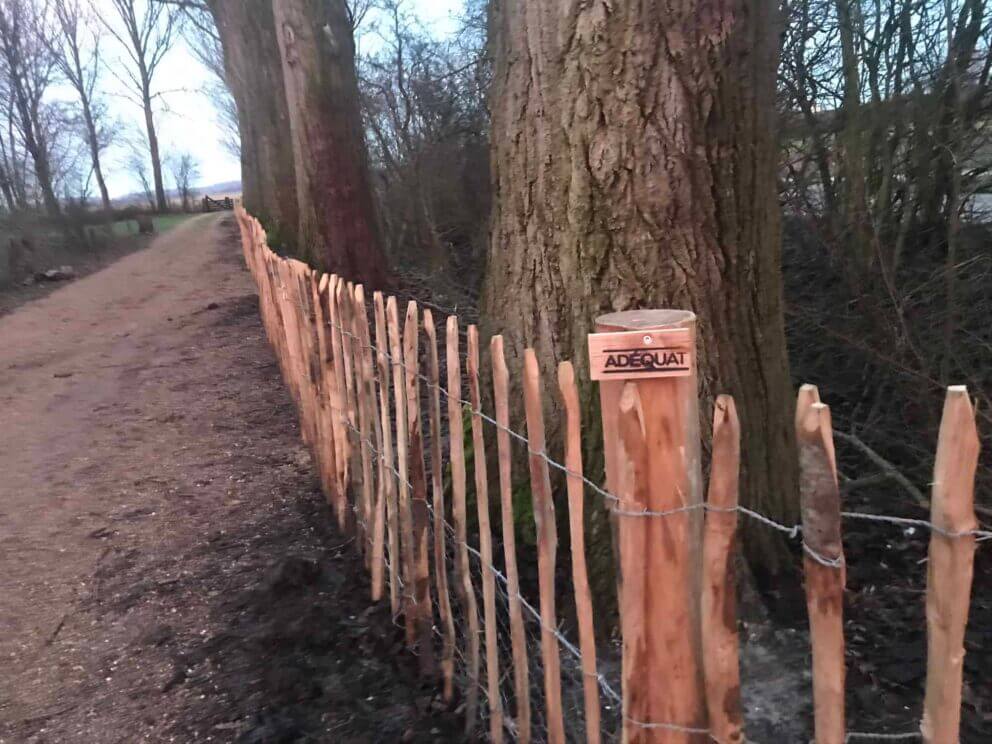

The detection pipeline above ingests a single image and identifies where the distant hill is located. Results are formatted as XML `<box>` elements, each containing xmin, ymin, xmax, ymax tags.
<box><xmin>111</xmin><ymin>180</ymin><xmax>243</xmax><ymax>207</ymax></box>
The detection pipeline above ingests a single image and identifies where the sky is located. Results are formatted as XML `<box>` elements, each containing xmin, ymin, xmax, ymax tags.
<box><xmin>80</xmin><ymin>0</ymin><xmax>463</xmax><ymax>200</ymax></box>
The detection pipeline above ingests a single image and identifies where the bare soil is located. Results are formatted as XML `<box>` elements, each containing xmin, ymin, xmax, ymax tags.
<box><xmin>0</xmin><ymin>214</ymin><xmax>463</xmax><ymax>743</ymax></box>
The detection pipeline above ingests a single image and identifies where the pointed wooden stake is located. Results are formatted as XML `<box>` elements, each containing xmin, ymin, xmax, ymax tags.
<box><xmin>404</xmin><ymin>301</ymin><xmax>434</xmax><ymax>676</ymax></box>
<box><xmin>701</xmin><ymin>395</ymin><xmax>744</xmax><ymax>744</ymax></box>
<box><xmin>557</xmin><ymin>361</ymin><xmax>601</xmax><ymax>744</ymax></box>
<box><xmin>468</xmin><ymin>325</ymin><xmax>503</xmax><ymax>742</ymax></box>
<box><xmin>798</xmin><ymin>398</ymin><xmax>845</xmax><ymax>744</ymax></box>
<box><xmin>425</xmin><ymin>310</ymin><xmax>456</xmax><ymax>700</ymax></box>
<box><xmin>492</xmin><ymin>335</ymin><xmax>531</xmax><ymax>743</ymax></box>
<box><xmin>522</xmin><ymin>349</ymin><xmax>565</xmax><ymax>744</ymax></box>
<box><xmin>388</xmin><ymin>296</ymin><xmax>416</xmax><ymax>646</ymax></box>
<box><xmin>373</xmin><ymin>292</ymin><xmax>400</xmax><ymax>616</ymax></box>
<box><xmin>446</xmin><ymin>315</ymin><xmax>480</xmax><ymax>733</ymax></box>
<box><xmin>921</xmin><ymin>386</ymin><xmax>980</xmax><ymax>744</ymax></box>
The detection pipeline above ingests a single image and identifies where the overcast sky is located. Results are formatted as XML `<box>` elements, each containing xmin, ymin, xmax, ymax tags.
<box><xmin>78</xmin><ymin>0</ymin><xmax>463</xmax><ymax>199</ymax></box>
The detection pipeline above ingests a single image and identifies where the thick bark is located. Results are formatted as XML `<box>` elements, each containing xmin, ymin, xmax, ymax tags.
<box><xmin>483</xmin><ymin>0</ymin><xmax>799</xmax><ymax>601</ymax></box>
<box><xmin>273</xmin><ymin>0</ymin><xmax>387</xmax><ymax>286</ymax></box>
<box><xmin>209</xmin><ymin>0</ymin><xmax>298</xmax><ymax>247</ymax></box>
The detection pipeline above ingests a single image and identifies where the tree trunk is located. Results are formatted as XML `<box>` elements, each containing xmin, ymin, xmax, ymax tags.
<box><xmin>80</xmin><ymin>94</ymin><xmax>111</xmax><ymax>211</ymax></box>
<box><xmin>483</xmin><ymin>0</ymin><xmax>799</xmax><ymax>609</ymax></box>
<box><xmin>273</xmin><ymin>0</ymin><xmax>387</xmax><ymax>286</ymax></box>
<box><xmin>142</xmin><ymin>85</ymin><xmax>168</xmax><ymax>212</ymax></box>
<box><xmin>209</xmin><ymin>0</ymin><xmax>299</xmax><ymax>248</ymax></box>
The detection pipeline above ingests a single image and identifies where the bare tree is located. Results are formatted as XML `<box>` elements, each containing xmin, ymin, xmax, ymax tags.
<box><xmin>0</xmin><ymin>0</ymin><xmax>61</xmax><ymax>216</ymax></box>
<box><xmin>98</xmin><ymin>0</ymin><xmax>179</xmax><ymax>212</ymax></box>
<box><xmin>168</xmin><ymin>151</ymin><xmax>198</xmax><ymax>210</ymax></box>
<box><xmin>48</xmin><ymin>0</ymin><xmax>112</xmax><ymax>210</ymax></box>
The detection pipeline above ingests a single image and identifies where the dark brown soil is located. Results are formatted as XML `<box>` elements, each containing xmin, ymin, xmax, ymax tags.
<box><xmin>0</xmin><ymin>215</ymin><xmax>464</xmax><ymax>743</ymax></box>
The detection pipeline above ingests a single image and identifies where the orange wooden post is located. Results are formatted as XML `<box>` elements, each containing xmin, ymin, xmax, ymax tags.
<box><xmin>403</xmin><ymin>301</ymin><xmax>434</xmax><ymax>676</ymax></box>
<box><xmin>491</xmin><ymin>335</ymin><xmax>531</xmax><ymax>743</ymax></box>
<box><xmin>310</xmin><ymin>273</ymin><xmax>339</xmax><ymax>510</ymax></box>
<box><xmin>387</xmin><ymin>297</ymin><xmax>417</xmax><ymax>646</ymax></box>
<box><xmin>557</xmin><ymin>361</ymin><xmax>601</xmax><ymax>744</ymax></box>
<box><xmin>373</xmin><ymin>292</ymin><xmax>400</xmax><ymax>616</ymax></box>
<box><xmin>701</xmin><ymin>395</ymin><xmax>744</xmax><ymax>744</ymax></box>
<box><xmin>797</xmin><ymin>394</ymin><xmax>845</xmax><ymax>744</ymax></box>
<box><xmin>592</xmin><ymin>310</ymin><xmax>706</xmax><ymax>744</ymax></box>
<box><xmin>340</xmin><ymin>279</ymin><xmax>362</xmax><ymax>537</ymax></box>
<box><xmin>521</xmin><ymin>349</ymin><xmax>566</xmax><ymax>744</ymax></box>
<box><xmin>327</xmin><ymin>275</ymin><xmax>351</xmax><ymax>530</ymax></box>
<box><xmin>921</xmin><ymin>386</ymin><xmax>980</xmax><ymax>744</ymax></box>
<box><xmin>352</xmin><ymin>286</ymin><xmax>376</xmax><ymax>565</ymax></box>
<box><xmin>446</xmin><ymin>315</ymin><xmax>480</xmax><ymax>732</ymax></box>
<box><xmin>467</xmin><ymin>325</ymin><xmax>503</xmax><ymax>742</ymax></box>
<box><xmin>424</xmin><ymin>310</ymin><xmax>456</xmax><ymax>700</ymax></box>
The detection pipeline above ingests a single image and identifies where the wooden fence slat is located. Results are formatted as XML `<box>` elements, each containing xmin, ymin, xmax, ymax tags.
<box><xmin>921</xmin><ymin>386</ymin><xmax>980</xmax><ymax>744</ymax></box>
<box><xmin>341</xmin><ymin>281</ymin><xmax>361</xmax><ymax>531</ymax></box>
<box><xmin>363</xmin><ymin>292</ymin><xmax>387</xmax><ymax>599</ymax></box>
<box><xmin>404</xmin><ymin>301</ymin><xmax>435</xmax><ymax>676</ymax></box>
<box><xmin>557</xmin><ymin>361</ymin><xmax>601</xmax><ymax>744</ymax></box>
<box><xmin>521</xmin><ymin>349</ymin><xmax>565</xmax><ymax>744</ymax></box>
<box><xmin>467</xmin><ymin>325</ymin><xmax>504</xmax><ymax>743</ymax></box>
<box><xmin>446</xmin><ymin>315</ymin><xmax>480</xmax><ymax>733</ymax></box>
<box><xmin>797</xmin><ymin>398</ymin><xmax>845</xmax><ymax>744</ymax></box>
<box><xmin>701</xmin><ymin>394</ymin><xmax>744</xmax><ymax>744</ymax></box>
<box><xmin>424</xmin><ymin>310</ymin><xmax>456</xmax><ymax>701</ymax></box>
<box><xmin>374</xmin><ymin>292</ymin><xmax>400</xmax><ymax>616</ymax></box>
<box><xmin>491</xmin><ymin>335</ymin><xmax>531</xmax><ymax>743</ymax></box>
<box><xmin>327</xmin><ymin>275</ymin><xmax>350</xmax><ymax>530</ymax></box>
<box><xmin>387</xmin><ymin>297</ymin><xmax>417</xmax><ymax>646</ymax></box>
<box><xmin>352</xmin><ymin>286</ymin><xmax>376</xmax><ymax>568</ymax></box>
<box><xmin>310</xmin><ymin>273</ymin><xmax>338</xmax><ymax>509</ymax></box>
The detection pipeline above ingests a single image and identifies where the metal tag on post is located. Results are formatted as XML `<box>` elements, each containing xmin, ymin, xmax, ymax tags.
<box><xmin>587</xmin><ymin>327</ymin><xmax>693</xmax><ymax>381</ymax></box>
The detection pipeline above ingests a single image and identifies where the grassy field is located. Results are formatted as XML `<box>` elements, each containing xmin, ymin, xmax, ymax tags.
<box><xmin>109</xmin><ymin>213</ymin><xmax>196</xmax><ymax>237</ymax></box>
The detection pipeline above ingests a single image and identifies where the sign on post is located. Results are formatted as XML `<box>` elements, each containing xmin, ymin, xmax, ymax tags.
<box><xmin>587</xmin><ymin>328</ymin><xmax>693</xmax><ymax>380</ymax></box>
<box><xmin>590</xmin><ymin>309</ymin><xmax>707</xmax><ymax>743</ymax></box>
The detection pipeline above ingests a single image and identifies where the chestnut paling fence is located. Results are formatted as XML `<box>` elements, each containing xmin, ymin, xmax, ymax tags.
<box><xmin>235</xmin><ymin>205</ymin><xmax>988</xmax><ymax>744</ymax></box>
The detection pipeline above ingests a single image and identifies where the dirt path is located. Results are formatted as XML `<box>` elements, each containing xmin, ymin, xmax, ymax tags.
<box><xmin>0</xmin><ymin>215</ymin><xmax>461</xmax><ymax>743</ymax></box>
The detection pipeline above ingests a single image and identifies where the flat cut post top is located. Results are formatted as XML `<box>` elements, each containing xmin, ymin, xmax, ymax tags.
<box><xmin>595</xmin><ymin>309</ymin><xmax>696</xmax><ymax>332</ymax></box>
<box><xmin>590</xmin><ymin>310</ymin><xmax>696</xmax><ymax>381</ymax></box>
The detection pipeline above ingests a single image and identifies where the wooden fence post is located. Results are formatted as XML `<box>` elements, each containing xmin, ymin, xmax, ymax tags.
<box><xmin>446</xmin><ymin>315</ymin><xmax>480</xmax><ymax>733</ymax></box>
<box><xmin>387</xmin><ymin>297</ymin><xmax>417</xmax><ymax>646</ymax></box>
<box><xmin>424</xmin><ymin>310</ymin><xmax>456</xmax><ymax>701</ymax></box>
<box><xmin>797</xmin><ymin>393</ymin><xmax>845</xmax><ymax>744</ymax></box>
<box><xmin>557</xmin><ymin>361</ymin><xmax>601</xmax><ymax>744</ymax></box>
<box><xmin>373</xmin><ymin>292</ymin><xmax>400</xmax><ymax>617</ymax></box>
<box><xmin>404</xmin><ymin>301</ymin><xmax>435</xmax><ymax>676</ymax></box>
<box><xmin>352</xmin><ymin>286</ymin><xmax>376</xmax><ymax>566</ymax></box>
<box><xmin>522</xmin><ymin>349</ymin><xmax>566</xmax><ymax>744</ymax></box>
<box><xmin>591</xmin><ymin>310</ymin><xmax>706</xmax><ymax>743</ymax></box>
<box><xmin>701</xmin><ymin>395</ymin><xmax>743</xmax><ymax>744</ymax></box>
<box><xmin>467</xmin><ymin>325</ymin><xmax>503</xmax><ymax>743</ymax></box>
<box><xmin>491</xmin><ymin>335</ymin><xmax>531</xmax><ymax>743</ymax></box>
<box><xmin>327</xmin><ymin>276</ymin><xmax>350</xmax><ymax>531</ymax></box>
<box><xmin>921</xmin><ymin>386</ymin><xmax>980</xmax><ymax>744</ymax></box>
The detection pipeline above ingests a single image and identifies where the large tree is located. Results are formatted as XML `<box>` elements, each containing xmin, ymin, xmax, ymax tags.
<box><xmin>483</xmin><ymin>0</ymin><xmax>799</xmax><ymax>595</ymax></box>
<box><xmin>272</xmin><ymin>0</ymin><xmax>387</xmax><ymax>285</ymax></box>
<box><xmin>205</xmin><ymin>0</ymin><xmax>299</xmax><ymax>248</ymax></box>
